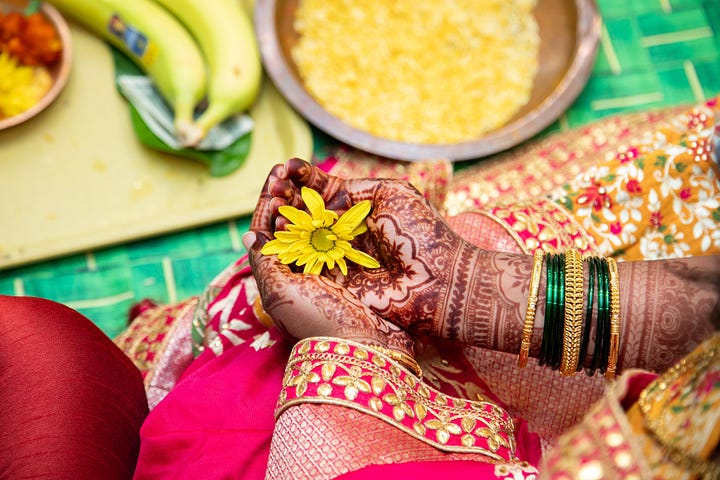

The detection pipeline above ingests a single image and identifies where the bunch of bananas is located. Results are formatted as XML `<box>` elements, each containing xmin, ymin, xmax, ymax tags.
<box><xmin>46</xmin><ymin>0</ymin><xmax>262</xmax><ymax>147</ymax></box>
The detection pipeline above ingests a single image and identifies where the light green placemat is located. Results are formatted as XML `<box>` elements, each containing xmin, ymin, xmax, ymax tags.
<box><xmin>2</xmin><ymin>0</ymin><xmax>719</xmax><ymax>338</ymax></box>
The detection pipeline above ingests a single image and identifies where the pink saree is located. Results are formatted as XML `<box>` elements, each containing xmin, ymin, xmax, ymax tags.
<box><xmin>130</xmin><ymin>258</ymin><xmax>543</xmax><ymax>479</ymax></box>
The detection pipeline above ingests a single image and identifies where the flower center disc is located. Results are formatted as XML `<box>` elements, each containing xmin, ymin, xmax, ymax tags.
<box><xmin>311</xmin><ymin>228</ymin><xmax>335</xmax><ymax>252</ymax></box>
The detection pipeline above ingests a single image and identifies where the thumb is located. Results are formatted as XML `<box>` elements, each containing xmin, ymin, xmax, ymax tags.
<box><xmin>241</xmin><ymin>231</ymin><xmax>256</xmax><ymax>252</ymax></box>
<box><xmin>242</xmin><ymin>231</ymin><xmax>270</xmax><ymax>252</ymax></box>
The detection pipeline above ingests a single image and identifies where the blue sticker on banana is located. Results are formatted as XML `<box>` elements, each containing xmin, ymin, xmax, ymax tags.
<box><xmin>108</xmin><ymin>14</ymin><xmax>149</xmax><ymax>59</ymax></box>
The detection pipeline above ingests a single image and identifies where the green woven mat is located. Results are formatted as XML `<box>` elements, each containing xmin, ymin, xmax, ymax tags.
<box><xmin>2</xmin><ymin>0</ymin><xmax>719</xmax><ymax>338</ymax></box>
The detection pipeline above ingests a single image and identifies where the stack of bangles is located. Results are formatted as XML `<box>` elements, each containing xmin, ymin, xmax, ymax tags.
<box><xmin>517</xmin><ymin>248</ymin><xmax>621</xmax><ymax>379</ymax></box>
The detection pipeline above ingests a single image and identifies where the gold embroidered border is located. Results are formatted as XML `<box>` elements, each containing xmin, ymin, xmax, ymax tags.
<box><xmin>276</xmin><ymin>337</ymin><xmax>518</xmax><ymax>460</ymax></box>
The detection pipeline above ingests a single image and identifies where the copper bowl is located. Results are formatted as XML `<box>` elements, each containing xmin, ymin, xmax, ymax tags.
<box><xmin>255</xmin><ymin>0</ymin><xmax>601</xmax><ymax>162</ymax></box>
<box><xmin>0</xmin><ymin>0</ymin><xmax>72</xmax><ymax>131</ymax></box>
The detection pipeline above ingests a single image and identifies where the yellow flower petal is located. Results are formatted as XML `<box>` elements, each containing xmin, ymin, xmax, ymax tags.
<box><xmin>332</xmin><ymin>201</ymin><xmax>371</xmax><ymax>236</ymax></box>
<box><xmin>274</xmin><ymin>230</ymin><xmax>304</xmax><ymax>242</ymax></box>
<box><xmin>304</xmin><ymin>256</ymin><xmax>324</xmax><ymax>275</ymax></box>
<box><xmin>261</xmin><ymin>239</ymin><xmax>286</xmax><ymax>255</ymax></box>
<box><xmin>327</xmin><ymin>249</ymin><xmax>344</xmax><ymax>260</ymax></box>
<box><xmin>334</xmin><ymin>240</ymin><xmax>353</xmax><ymax>252</ymax></box>
<box><xmin>350</xmin><ymin>222</ymin><xmax>368</xmax><ymax>237</ymax></box>
<box><xmin>288</xmin><ymin>238</ymin><xmax>311</xmax><ymax>252</ymax></box>
<box><xmin>344</xmin><ymin>247</ymin><xmax>381</xmax><ymax>269</ymax></box>
<box><xmin>337</xmin><ymin>256</ymin><xmax>348</xmax><ymax>275</ymax></box>
<box><xmin>296</xmin><ymin>248</ymin><xmax>318</xmax><ymax>266</ymax></box>
<box><xmin>278</xmin><ymin>250</ymin><xmax>303</xmax><ymax>264</ymax></box>
<box><xmin>278</xmin><ymin>205</ymin><xmax>314</xmax><ymax>229</ymax></box>
<box><xmin>301</xmin><ymin>187</ymin><xmax>337</xmax><ymax>226</ymax></box>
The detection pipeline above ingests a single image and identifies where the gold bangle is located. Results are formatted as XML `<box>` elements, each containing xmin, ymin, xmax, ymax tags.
<box><xmin>560</xmin><ymin>248</ymin><xmax>584</xmax><ymax>376</ymax></box>
<box><xmin>605</xmin><ymin>257</ymin><xmax>621</xmax><ymax>379</ymax></box>
<box><xmin>369</xmin><ymin>344</ymin><xmax>423</xmax><ymax>378</ymax></box>
<box><xmin>518</xmin><ymin>250</ymin><xmax>544</xmax><ymax>368</ymax></box>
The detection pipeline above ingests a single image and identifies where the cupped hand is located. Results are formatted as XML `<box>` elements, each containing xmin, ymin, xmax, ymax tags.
<box><xmin>251</xmin><ymin>158</ymin><xmax>480</xmax><ymax>337</ymax></box>
<box><xmin>243</xmin><ymin>230</ymin><xmax>414</xmax><ymax>353</ymax></box>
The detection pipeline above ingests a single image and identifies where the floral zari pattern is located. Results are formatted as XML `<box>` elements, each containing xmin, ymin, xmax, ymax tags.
<box><xmin>554</xmin><ymin>100</ymin><xmax>720</xmax><ymax>259</ymax></box>
<box><xmin>277</xmin><ymin>337</ymin><xmax>519</xmax><ymax>460</ymax></box>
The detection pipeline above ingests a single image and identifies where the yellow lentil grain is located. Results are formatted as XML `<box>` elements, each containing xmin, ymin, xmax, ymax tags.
<box><xmin>292</xmin><ymin>0</ymin><xmax>540</xmax><ymax>145</ymax></box>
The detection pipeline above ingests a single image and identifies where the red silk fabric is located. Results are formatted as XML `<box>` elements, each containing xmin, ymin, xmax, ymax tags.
<box><xmin>0</xmin><ymin>295</ymin><xmax>148</xmax><ymax>479</ymax></box>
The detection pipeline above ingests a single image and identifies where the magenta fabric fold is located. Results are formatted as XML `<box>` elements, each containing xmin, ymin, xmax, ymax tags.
<box><xmin>134</xmin><ymin>329</ymin><xmax>290</xmax><ymax>479</ymax></box>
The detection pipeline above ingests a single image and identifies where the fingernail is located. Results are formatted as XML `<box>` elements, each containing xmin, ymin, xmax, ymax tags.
<box><xmin>241</xmin><ymin>232</ymin><xmax>256</xmax><ymax>251</ymax></box>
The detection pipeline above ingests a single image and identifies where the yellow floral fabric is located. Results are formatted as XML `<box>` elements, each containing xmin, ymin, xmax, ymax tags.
<box><xmin>552</xmin><ymin>99</ymin><xmax>720</xmax><ymax>260</ymax></box>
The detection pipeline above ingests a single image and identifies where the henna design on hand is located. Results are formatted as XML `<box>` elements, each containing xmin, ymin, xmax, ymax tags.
<box><xmin>338</xmin><ymin>182</ymin><xmax>467</xmax><ymax>337</ymax></box>
<box><xmin>615</xmin><ymin>257</ymin><xmax>719</xmax><ymax>371</ymax></box>
<box><xmin>458</xmin><ymin>251</ymin><xmax>531</xmax><ymax>349</ymax></box>
<box><xmin>255</xmin><ymin>159</ymin><xmax>720</xmax><ymax>372</ymax></box>
<box><xmin>248</xmin><ymin>231</ymin><xmax>413</xmax><ymax>354</ymax></box>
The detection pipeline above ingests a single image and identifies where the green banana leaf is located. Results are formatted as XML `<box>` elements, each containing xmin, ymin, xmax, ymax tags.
<box><xmin>110</xmin><ymin>47</ymin><xmax>252</xmax><ymax>177</ymax></box>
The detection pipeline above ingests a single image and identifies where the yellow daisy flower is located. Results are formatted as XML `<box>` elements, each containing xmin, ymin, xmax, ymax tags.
<box><xmin>261</xmin><ymin>186</ymin><xmax>380</xmax><ymax>275</ymax></box>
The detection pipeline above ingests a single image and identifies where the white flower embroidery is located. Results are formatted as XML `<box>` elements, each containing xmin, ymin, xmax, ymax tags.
<box><xmin>494</xmin><ymin>461</ymin><xmax>538</xmax><ymax>479</ymax></box>
<box><xmin>250</xmin><ymin>331</ymin><xmax>276</xmax><ymax>351</ymax></box>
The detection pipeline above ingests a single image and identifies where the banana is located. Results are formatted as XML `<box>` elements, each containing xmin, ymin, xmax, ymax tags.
<box><xmin>46</xmin><ymin>0</ymin><xmax>207</xmax><ymax>134</ymax></box>
<box><xmin>152</xmin><ymin>0</ymin><xmax>262</xmax><ymax>147</ymax></box>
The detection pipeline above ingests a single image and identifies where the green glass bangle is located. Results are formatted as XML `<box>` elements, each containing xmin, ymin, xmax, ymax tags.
<box><xmin>539</xmin><ymin>253</ymin><xmax>556</xmax><ymax>366</ymax></box>
<box><xmin>547</xmin><ymin>254</ymin><xmax>565</xmax><ymax>369</ymax></box>
<box><xmin>589</xmin><ymin>257</ymin><xmax>610</xmax><ymax>375</ymax></box>
<box><xmin>553</xmin><ymin>254</ymin><xmax>566</xmax><ymax>370</ymax></box>
<box><xmin>587</xmin><ymin>257</ymin><xmax>602</xmax><ymax>375</ymax></box>
<box><xmin>542</xmin><ymin>253</ymin><xmax>563</xmax><ymax>370</ymax></box>
<box><xmin>552</xmin><ymin>253</ymin><xmax>566</xmax><ymax>370</ymax></box>
<box><xmin>577</xmin><ymin>255</ymin><xmax>595</xmax><ymax>372</ymax></box>
<box><xmin>598</xmin><ymin>257</ymin><xmax>611</xmax><ymax>374</ymax></box>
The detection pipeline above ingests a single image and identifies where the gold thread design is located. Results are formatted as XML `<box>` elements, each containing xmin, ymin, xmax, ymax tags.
<box><xmin>560</xmin><ymin>248</ymin><xmax>584</xmax><ymax>375</ymax></box>
<box><xmin>518</xmin><ymin>250</ymin><xmax>544</xmax><ymax>368</ymax></box>
<box><xmin>277</xmin><ymin>337</ymin><xmax>518</xmax><ymax>459</ymax></box>
<box><xmin>605</xmin><ymin>257</ymin><xmax>620</xmax><ymax>379</ymax></box>
<box><xmin>637</xmin><ymin>335</ymin><xmax>720</xmax><ymax>479</ymax></box>
<box><xmin>369</xmin><ymin>344</ymin><xmax>423</xmax><ymax>378</ymax></box>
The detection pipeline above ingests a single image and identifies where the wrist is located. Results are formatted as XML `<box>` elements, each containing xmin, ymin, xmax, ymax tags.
<box><xmin>435</xmin><ymin>240</ymin><xmax>486</xmax><ymax>343</ymax></box>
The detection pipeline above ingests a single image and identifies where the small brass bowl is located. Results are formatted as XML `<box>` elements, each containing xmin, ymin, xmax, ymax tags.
<box><xmin>0</xmin><ymin>0</ymin><xmax>72</xmax><ymax>131</ymax></box>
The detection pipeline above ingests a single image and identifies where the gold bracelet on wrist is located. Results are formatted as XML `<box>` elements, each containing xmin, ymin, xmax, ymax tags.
<box><xmin>605</xmin><ymin>257</ymin><xmax>621</xmax><ymax>379</ymax></box>
<box><xmin>560</xmin><ymin>248</ymin><xmax>584</xmax><ymax>376</ymax></box>
<box><xmin>368</xmin><ymin>344</ymin><xmax>423</xmax><ymax>378</ymax></box>
<box><xmin>518</xmin><ymin>250</ymin><xmax>544</xmax><ymax>368</ymax></box>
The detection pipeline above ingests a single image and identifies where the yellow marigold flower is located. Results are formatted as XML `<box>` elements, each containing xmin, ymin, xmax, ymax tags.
<box><xmin>0</xmin><ymin>52</ymin><xmax>51</xmax><ymax>119</ymax></box>
<box><xmin>261</xmin><ymin>186</ymin><xmax>380</xmax><ymax>275</ymax></box>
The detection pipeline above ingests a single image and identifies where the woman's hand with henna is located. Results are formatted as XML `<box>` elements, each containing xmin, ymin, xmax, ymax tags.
<box><xmin>243</xmin><ymin>229</ymin><xmax>413</xmax><ymax>355</ymax></box>
<box><xmin>251</xmin><ymin>158</ymin><xmax>483</xmax><ymax>338</ymax></box>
